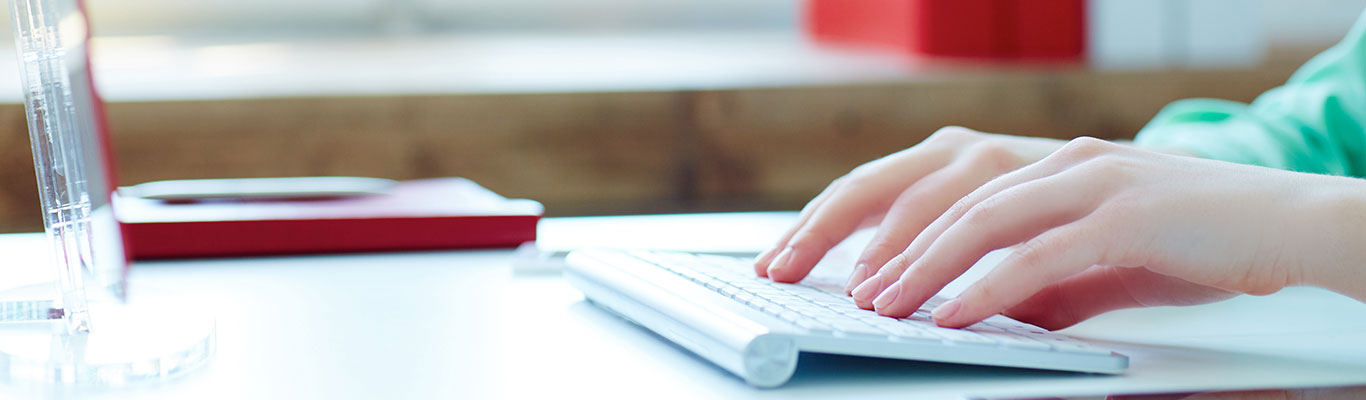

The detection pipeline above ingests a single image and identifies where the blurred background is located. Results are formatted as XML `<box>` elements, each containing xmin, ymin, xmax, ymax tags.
<box><xmin>0</xmin><ymin>0</ymin><xmax>1362</xmax><ymax>232</ymax></box>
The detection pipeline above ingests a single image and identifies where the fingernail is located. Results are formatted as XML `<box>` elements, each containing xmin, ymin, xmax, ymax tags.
<box><xmin>766</xmin><ymin>247</ymin><xmax>796</xmax><ymax>277</ymax></box>
<box><xmin>850</xmin><ymin>275</ymin><xmax>881</xmax><ymax>301</ymax></box>
<box><xmin>844</xmin><ymin>263</ymin><xmax>869</xmax><ymax>292</ymax></box>
<box><xmin>872</xmin><ymin>281</ymin><xmax>902</xmax><ymax>310</ymax></box>
<box><xmin>754</xmin><ymin>247</ymin><xmax>778</xmax><ymax>276</ymax></box>
<box><xmin>932</xmin><ymin>298</ymin><xmax>962</xmax><ymax>323</ymax></box>
<box><xmin>755</xmin><ymin>246</ymin><xmax>778</xmax><ymax>266</ymax></box>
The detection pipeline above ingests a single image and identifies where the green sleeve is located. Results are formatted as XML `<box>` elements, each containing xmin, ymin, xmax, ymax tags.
<box><xmin>1134</xmin><ymin>11</ymin><xmax>1366</xmax><ymax>177</ymax></box>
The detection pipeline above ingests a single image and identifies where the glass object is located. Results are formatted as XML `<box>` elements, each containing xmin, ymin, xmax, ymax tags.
<box><xmin>11</xmin><ymin>0</ymin><xmax>119</xmax><ymax>336</ymax></box>
<box><xmin>2</xmin><ymin>0</ymin><xmax>214</xmax><ymax>386</ymax></box>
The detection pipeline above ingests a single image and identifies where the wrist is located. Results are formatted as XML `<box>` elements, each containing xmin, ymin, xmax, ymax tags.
<box><xmin>1302</xmin><ymin>176</ymin><xmax>1366</xmax><ymax>302</ymax></box>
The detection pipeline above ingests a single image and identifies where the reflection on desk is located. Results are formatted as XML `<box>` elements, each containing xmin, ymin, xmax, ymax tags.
<box><xmin>997</xmin><ymin>384</ymin><xmax>1366</xmax><ymax>399</ymax></box>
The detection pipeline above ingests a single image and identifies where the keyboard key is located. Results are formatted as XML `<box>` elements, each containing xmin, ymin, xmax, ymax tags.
<box><xmin>923</xmin><ymin>326</ymin><xmax>998</xmax><ymax>346</ymax></box>
<box><xmin>761</xmin><ymin>302</ymin><xmax>789</xmax><ymax>315</ymax></box>
<box><xmin>965</xmin><ymin>322</ymin><xmax>1007</xmax><ymax>333</ymax></box>
<box><xmin>700</xmin><ymin>277</ymin><xmax>727</xmax><ymax>290</ymax></box>
<box><xmin>788</xmin><ymin>304</ymin><xmax>837</xmax><ymax>316</ymax></box>
<box><xmin>829</xmin><ymin>321</ymin><xmax>890</xmax><ymax>338</ymax></box>
<box><xmin>884</xmin><ymin>325</ymin><xmax>940</xmax><ymax>342</ymax></box>
<box><xmin>1023</xmin><ymin>333</ymin><xmax>1112</xmax><ymax>355</ymax></box>
<box><xmin>1049</xmin><ymin>341</ymin><xmax>1113</xmax><ymax>356</ymax></box>
<box><xmin>809</xmin><ymin>296</ymin><xmax>854</xmax><ymax>306</ymax></box>
<box><xmin>970</xmin><ymin>330</ymin><xmax>1052</xmax><ymax>351</ymax></box>
<box><xmin>864</xmin><ymin>318</ymin><xmax>912</xmax><ymax>332</ymax></box>
<box><xmin>748</xmin><ymin>298</ymin><xmax>777</xmax><ymax>310</ymax></box>
<box><xmin>793</xmin><ymin>319</ymin><xmax>833</xmax><ymax>334</ymax></box>
<box><xmin>776</xmin><ymin>309</ymin><xmax>805</xmax><ymax>323</ymax></box>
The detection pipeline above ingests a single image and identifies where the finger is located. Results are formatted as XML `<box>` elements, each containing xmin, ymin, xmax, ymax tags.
<box><xmin>766</xmin><ymin>151</ymin><xmax>951</xmax><ymax>283</ymax></box>
<box><xmin>853</xmin><ymin>140</ymin><xmax>1122</xmax><ymax>309</ymax></box>
<box><xmin>932</xmin><ymin>221</ymin><xmax>1104</xmax><ymax>328</ymax></box>
<box><xmin>754</xmin><ymin>180</ymin><xmax>842</xmax><ymax>277</ymax></box>
<box><xmin>1004</xmin><ymin>266</ymin><xmax>1237</xmax><ymax>330</ymax></box>
<box><xmin>1000</xmin><ymin>266</ymin><xmax>1143</xmax><ymax>330</ymax></box>
<box><xmin>846</xmin><ymin>146</ymin><xmax>1015</xmax><ymax>294</ymax></box>
<box><xmin>754</xmin><ymin>177</ymin><xmax>891</xmax><ymax>276</ymax></box>
<box><xmin>848</xmin><ymin>155</ymin><xmax>1078</xmax><ymax>303</ymax></box>
<box><xmin>922</xmin><ymin>137</ymin><xmax>1118</xmax><ymax>246</ymax></box>
<box><xmin>853</xmin><ymin>171</ymin><xmax>1099</xmax><ymax>313</ymax></box>
<box><xmin>756</xmin><ymin>138</ymin><xmax>954</xmax><ymax>274</ymax></box>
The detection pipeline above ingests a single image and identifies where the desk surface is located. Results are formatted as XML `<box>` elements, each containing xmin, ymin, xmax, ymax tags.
<box><xmin>1</xmin><ymin>212</ymin><xmax>1364</xmax><ymax>399</ymax></box>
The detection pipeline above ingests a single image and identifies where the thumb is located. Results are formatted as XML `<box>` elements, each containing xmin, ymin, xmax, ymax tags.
<box><xmin>1002</xmin><ymin>266</ymin><xmax>1235</xmax><ymax>330</ymax></box>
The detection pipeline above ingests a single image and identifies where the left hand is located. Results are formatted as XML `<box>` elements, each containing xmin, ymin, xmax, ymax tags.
<box><xmin>849</xmin><ymin>137</ymin><xmax>1366</xmax><ymax>329</ymax></box>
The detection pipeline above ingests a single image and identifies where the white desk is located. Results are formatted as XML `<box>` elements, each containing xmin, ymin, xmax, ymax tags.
<box><xmin>1</xmin><ymin>212</ymin><xmax>1364</xmax><ymax>399</ymax></box>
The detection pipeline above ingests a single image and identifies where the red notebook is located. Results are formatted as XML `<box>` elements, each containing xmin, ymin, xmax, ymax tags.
<box><xmin>804</xmin><ymin>0</ymin><xmax>1085</xmax><ymax>60</ymax></box>
<box><xmin>115</xmin><ymin>178</ymin><xmax>543</xmax><ymax>260</ymax></box>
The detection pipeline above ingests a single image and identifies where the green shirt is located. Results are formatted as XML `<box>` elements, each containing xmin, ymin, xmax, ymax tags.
<box><xmin>1135</xmin><ymin>12</ymin><xmax>1366</xmax><ymax>176</ymax></box>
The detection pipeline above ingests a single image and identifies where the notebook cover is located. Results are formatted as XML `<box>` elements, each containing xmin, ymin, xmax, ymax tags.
<box><xmin>115</xmin><ymin>177</ymin><xmax>543</xmax><ymax>260</ymax></box>
<box><xmin>804</xmin><ymin>0</ymin><xmax>1084</xmax><ymax>60</ymax></box>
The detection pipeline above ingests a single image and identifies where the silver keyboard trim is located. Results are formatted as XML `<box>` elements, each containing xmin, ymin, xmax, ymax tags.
<box><xmin>566</xmin><ymin>249</ymin><xmax>802</xmax><ymax>387</ymax></box>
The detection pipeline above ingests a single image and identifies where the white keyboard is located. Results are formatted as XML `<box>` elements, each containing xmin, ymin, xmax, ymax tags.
<box><xmin>565</xmin><ymin>249</ymin><xmax>1128</xmax><ymax>387</ymax></box>
<box><xmin>634</xmin><ymin>250</ymin><xmax>1112</xmax><ymax>354</ymax></box>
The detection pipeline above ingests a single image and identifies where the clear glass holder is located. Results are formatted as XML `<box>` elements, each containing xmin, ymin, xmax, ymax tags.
<box><xmin>4</xmin><ymin>0</ymin><xmax>215</xmax><ymax>386</ymax></box>
<box><xmin>0</xmin><ymin>285</ymin><xmax>215</xmax><ymax>386</ymax></box>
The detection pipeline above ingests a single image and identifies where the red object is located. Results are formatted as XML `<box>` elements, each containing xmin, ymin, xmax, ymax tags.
<box><xmin>116</xmin><ymin>178</ymin><xmax>543</xmax><ymax>260</ymax></box>
<box><xmin>804</xmin><ymin>0</ymin><xmax>1085</xmax><ymax>60</ymax></box>
<box><xmin>1009</xmin><ymin>0</ymin><xmax>1087</xmax><ymax>59</ymax></box>
<box><xmin>911</xmin><ymin>0</ymin><xmax>999</xmax><ymax>58</ymax></box>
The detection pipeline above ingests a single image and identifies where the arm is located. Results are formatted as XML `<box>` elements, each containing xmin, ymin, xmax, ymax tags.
<box><xmin>1135</xmin><ymin>11</ymin><xmax>1366</xmax><ymax>176</ymax></box>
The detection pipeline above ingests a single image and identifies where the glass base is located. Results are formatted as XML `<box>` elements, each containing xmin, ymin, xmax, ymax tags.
<box><xmin>0</xmin><ymin>285</ymin><xmax>215</xmax><ymax>386</ymax></box>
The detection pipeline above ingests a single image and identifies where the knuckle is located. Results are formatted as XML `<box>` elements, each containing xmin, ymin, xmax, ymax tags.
<box><xmin>828</xmin><ymin>174</ymin><xmax>851</xmax><ymax>188</ymax></box>
<box><xmin>789</xmin><ymin>230</ymin><xmax>840</xmax><ymax>252</ymax></box>
<box><xmin>1055</xmin><ymin>136</ymin><xmax>1114</xmax><ymax>160</ymax></box>
<box><xmin>959</xmin><ymin>196</ymin><xmax>1003</xmax><ymax>226</ymax></box>
<box><xmin>1080</xmin><ymin>154</ymin><xmax>1139</xmax><ymax>180</ymax></box>
<box><xmin>961</xmin><ymin>141</ymin><xmax>1020</xmax><ymax>174</ymax></box>
<box><xmin>943</xmin><ymin>195</ymin><xmax>977</xmax><ymax>221</ymax></box>
<box><xmin>834</xmin><ymin>173</ymin><xmax>873</xmax><ymax>196</ymax></box>
<box><xmin>824</xmin><ymin>171</ymin><xmax>869</xmax><ymax>199</ymax></box>
<box><xmin>862</xmin><ymin>239</ymin><xmax>904</xmax><ymax>256</ymax></box>
<box><xmin>926</xmin><ymin>126</ymin><xmax>980</xmax><ymax>144</ymax></box>
<box><xmin>884</xmin><ymin>252</ymin><xmax>915</xmax><ymax>276</ymax></box>
<box><xmin>968</xmin><ymin>281</ymin><xmax>999</xmax><ymax>306</ymax></box>
<box><xmin>1011</xmin><ymin>234</ymin><xmax>1061</xmax><ymax>268</ymax></box>
<box><xmin>844</xmin><ymin>164</ymin><xmax>874</xmax><ymax>180</ymax></box>
<box><xmin>843</xmin><ymin>156</ymin><xmax>887</xmax><ymax>182</ymax></box>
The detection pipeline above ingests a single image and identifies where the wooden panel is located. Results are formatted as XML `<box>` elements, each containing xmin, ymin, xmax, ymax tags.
<box><xmin>397</xmin><ymin>93</ymin><xmax>690</xmax><ymax>206</ymax></box>
<box><xmin>0</xmin><ymin>104</ymin><xmax>39</xmax><ymax>232</ymax></box>
<box><xmin>687</xmin><ymin>67</ymin><xmax>1292</xmax><ymax>211</ymax></box>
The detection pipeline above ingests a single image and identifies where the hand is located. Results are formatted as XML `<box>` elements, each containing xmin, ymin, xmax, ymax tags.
<box><xmin>852</xmin><ymin>137</ymin><xmax>1366</xmax><ymax>329</ymax></box>
<box><xmin>754</xmin><ymin>127</ymin><xmax>1067</xmax><ymax>290</ymax></box>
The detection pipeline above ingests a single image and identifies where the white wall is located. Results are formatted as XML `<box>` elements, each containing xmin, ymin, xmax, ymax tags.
<box><xmin>1263</xmin><ymin>0</ymin><xmax>1366</xmax><ymax>46</ymax></box>
<box><xmin>4</xmin><ymin>0</ymin><xmax>1365</xmax><ymax>45</ymax></box>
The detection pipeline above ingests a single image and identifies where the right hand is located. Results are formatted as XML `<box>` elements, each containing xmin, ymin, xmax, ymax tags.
<box><xmin>753</xmin><ymin>126</ymin><xmax>1066</xmax><ymax>297</ymax></box>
